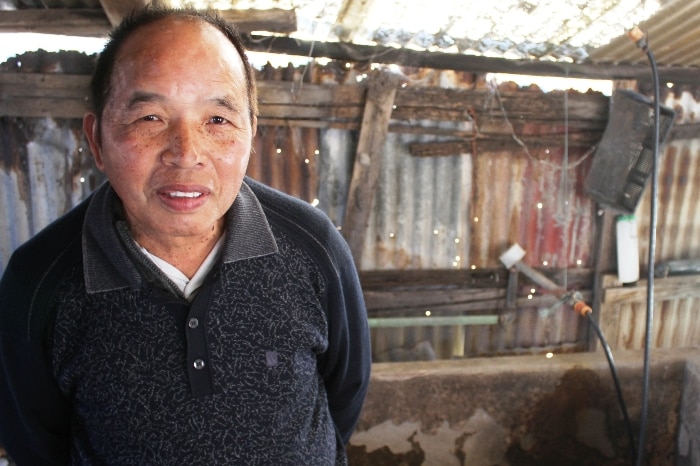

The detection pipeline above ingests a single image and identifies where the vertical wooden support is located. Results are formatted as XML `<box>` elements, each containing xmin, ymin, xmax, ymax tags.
<box><xmin>342</xmin><ymin>71</ymin><xmax>400</xmax><ymax>267</ymax></box>
<box><xmin>590</xmin><ymin>208</ymin><xmax>618</xmax><ymax>351</ymax></box>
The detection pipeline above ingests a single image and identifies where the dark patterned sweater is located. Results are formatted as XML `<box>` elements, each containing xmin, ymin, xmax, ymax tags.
<box><xmin>0</xmin><ymin>178</ymin><xmax>371</xmax><ymax>465</ymax></box>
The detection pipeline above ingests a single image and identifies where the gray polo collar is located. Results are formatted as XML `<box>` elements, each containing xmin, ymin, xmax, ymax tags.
<box><xmin>82</xmin><ymin>180</ymin><xmax>278</xmax><ymax>294</ymax></box>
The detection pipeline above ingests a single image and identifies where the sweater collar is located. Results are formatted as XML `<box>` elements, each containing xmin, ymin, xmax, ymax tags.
<box><xmin>82</xmin><ymin>179</ymin><xmax>278</xmax><ymax>294</ymax></box>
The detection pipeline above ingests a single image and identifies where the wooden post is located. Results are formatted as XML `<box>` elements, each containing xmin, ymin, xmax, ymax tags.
<box><xmin>342</xmin><ymin>71</ymin><xmax>400</xmax><ymax>267</ymax></box>
<box><xmin>591</xmin><ymin>208</ymin><xmax>617</xmax><ymax>351</ymax></box>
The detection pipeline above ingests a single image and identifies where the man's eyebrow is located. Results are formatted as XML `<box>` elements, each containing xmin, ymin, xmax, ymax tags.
<box><xmin>126</xmin><ymin>91</ymin><xmax>163</xmax><ymax>108</ymax></box>
<box><xmin>211</xmin><ymin>96</ymin><xmax>240</xmax><ymax>112</ymax></box>
<box><xmin>123</xmin><ymin>93</ymin><xmax>242</xmax><ymax>112</ymax></box>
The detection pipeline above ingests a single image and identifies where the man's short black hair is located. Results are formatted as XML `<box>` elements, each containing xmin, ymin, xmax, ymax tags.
<box><xmin>90</xmin><ymin>6</ymin><xmax>258</xmax><ymax>125</ymax></box>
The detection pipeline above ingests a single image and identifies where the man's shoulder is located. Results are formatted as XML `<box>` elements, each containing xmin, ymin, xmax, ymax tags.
<box><xmin>9</xmin><ymin>194</ymin><xmax>90</xmax><ymax>269</ymax></box>
<box><xmin>0</xmin><ymin>194</ymin><xmax>91</xmax><ymax>337</ymax></box>
<box><xmin>243</xmin><ymin>177</ymin><xmax>353</xmax><ymax>278</ymax></box>
<box><xmin>244</xmin><ymin>177</ymin><xmax>337</xmax><ymax>239</ymax></box>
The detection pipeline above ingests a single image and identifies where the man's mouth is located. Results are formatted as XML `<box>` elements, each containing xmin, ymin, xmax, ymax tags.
<box><xmin>166</xmin><ymin>191</ymin><xmax>203</xmax><ymax>198</ymax></box>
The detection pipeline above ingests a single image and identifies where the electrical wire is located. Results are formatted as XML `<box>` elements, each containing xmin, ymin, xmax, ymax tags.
<box><xmin>639</xmin><ymin>38</ymin><xmax>661</xmax><ymax>466</ymax></box>
<box><xmin>625</xmin><ymin>26</ymin><xmax>661</xmax><ymax>466</ymax></box>
<box><xmin>564</xmin><ymin>28</ymin><xmax>661</xmax><ymax>466</ymax></box>
<box><xmin>571</xmin><ymin>298</ymin><xmax>636</xmax><ymax>463</ymax></box>
<box><xmin>589</xmin><ymin>315</ymin><xmax>637</xmax><ymax>462</ymax></box>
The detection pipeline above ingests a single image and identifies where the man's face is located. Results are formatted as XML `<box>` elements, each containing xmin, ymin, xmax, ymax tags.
<box><xmin>84</xmin><ymin>18</ymin><xmax>256</xmax><ymax>248</ymax></box>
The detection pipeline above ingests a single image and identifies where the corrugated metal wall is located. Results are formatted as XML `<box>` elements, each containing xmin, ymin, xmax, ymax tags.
<box><xmin>358</xmin><ymin>130</ymin><xmax>596</xmax><ymax>359</ymax></box>
<box><xmin>2</xmin><ymin>52</ymin><xmax>700</xmax><ymax>360</ymax></box>
<box><xmin>0</xmin><ymin>116</ymin><xmax>101</xmax><ymax>271</ymax></box>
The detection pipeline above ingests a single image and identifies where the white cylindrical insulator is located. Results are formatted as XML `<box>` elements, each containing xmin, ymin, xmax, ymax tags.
<box><xmin>616</xmin><ymin>214</ymin><xmax>640</xmax><ymax>283</ymax></box>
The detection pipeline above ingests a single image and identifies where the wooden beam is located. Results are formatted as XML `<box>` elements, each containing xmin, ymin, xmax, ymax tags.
<box><xmin>1</xmin><ymin>72</ymin><xmax>696</xmax><ymax>146</ymax></box>
<box><xmin>603</xmin><ymin>274</ymin><xmax>700</xmax><ymax>304</ymax></box>
<box><xmin>0</xmin><ymin>9</ymin><xmax>111</xmax><ymax>37</ymax></box>
<box><xmin>99</xmin><ymin>0</ymin><xmax>150</xmax><ymax>27</ymax></box>
<box><xmin>360</xmin><ymin>268</ymin><xmax>511</xmax><ymax>289</ymax></box>
<box><xmin>0</xmin><ymin>73</ymin><xmax>92</xmax><ymax>118</ymax></box>
<box><xmin>591</xmin><ymin>210</ymin><xmax>617</xmax><ymax>351</ymax></box>
<box><xmin>408</xmin><ymin>130</ymin><xmax>604</xmax><ymax>157</ymax></box>
<box><xmin>360</xmin><ymin>268</ymin><xmax>594</xmax><ymax>315</ymax></box>
<box><xmin>242</xmin><ymin>34</ymin><xmax>700</xmax><ymax>84</ymax></box>
<box><xmin>0</xmin><ymin>8</ymin><xmax>296</xmax><ymax>37</ymax></box>
<box><xmin>342</xmin><ymin>71</ymin><xmax>400</xmax><ymax>266</ymax></box>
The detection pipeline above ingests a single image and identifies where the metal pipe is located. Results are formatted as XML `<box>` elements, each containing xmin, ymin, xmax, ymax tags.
<box><xmin>368</xmin><ymin>315</ymin><xmax>499</xmax><ymax>328</ymax></box>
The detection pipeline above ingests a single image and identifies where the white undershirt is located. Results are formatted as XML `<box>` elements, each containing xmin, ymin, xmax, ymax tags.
<box><xmin>138</xmin><ymin>233</ymin><xmax>225</xmax><ymax>300</ymax></box>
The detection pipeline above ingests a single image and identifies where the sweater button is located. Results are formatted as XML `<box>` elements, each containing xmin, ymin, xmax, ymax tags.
<box><xmin>193</xmin><ymin>359</ymin><xmax>206</xmax><ymax>370</ymax></box>
<box><xmin>188</xmin><ymin>318</ymin><xmax>199</xmax><ymax>329</ymax></box>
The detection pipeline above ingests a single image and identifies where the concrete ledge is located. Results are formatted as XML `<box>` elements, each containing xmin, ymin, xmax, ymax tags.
<box><xmin>348</xmin><ymin>348</ymin><xmax>700</xmax><ymax>466</ymax></box>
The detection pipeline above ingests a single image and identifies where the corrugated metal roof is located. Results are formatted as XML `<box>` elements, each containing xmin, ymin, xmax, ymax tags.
<box><xmin>590</xmin><ymin>0</ymin><xmax>700</xmax><ymax>67</ymax></box>
<box><xmin>1</xmin><ymin>0</ymin><xmax>697</xmax><ymax>69</ymax></box>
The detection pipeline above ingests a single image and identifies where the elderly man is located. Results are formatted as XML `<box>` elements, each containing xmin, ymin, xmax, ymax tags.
<box><xmin>0</xmin><ymin>7</ymin><xmax>370</xmax><ymax>465</ymax></box>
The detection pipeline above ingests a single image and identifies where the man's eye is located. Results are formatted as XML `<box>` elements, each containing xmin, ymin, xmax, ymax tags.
<box><xmin>210</xmin><ymin>116</ymin><xmax>227</xmax><ymax>125</ymax></box>
<box><xmin>141</xmin><ymin>115</ymin><xmax>158</xmax><ymax>122</ymax></box>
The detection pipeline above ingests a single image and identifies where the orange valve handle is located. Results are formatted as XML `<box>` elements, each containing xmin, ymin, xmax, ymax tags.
<box><xmin>573</xmin><ymin>300</ymin><xmax>592</xmax><ymax>316</ymax></box>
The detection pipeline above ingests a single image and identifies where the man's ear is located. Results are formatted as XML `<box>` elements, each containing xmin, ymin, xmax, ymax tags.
<box><xmin>83</xmin><ymin>112</ymin><xmax>104</xmax><ymax>170</ymax></box>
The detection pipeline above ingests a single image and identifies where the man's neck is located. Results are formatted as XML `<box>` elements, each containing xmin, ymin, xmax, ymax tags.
<box><xmin>134</xmin><ymin>229</ymin><xmax>223</xmax><ymax>279</ymax></box>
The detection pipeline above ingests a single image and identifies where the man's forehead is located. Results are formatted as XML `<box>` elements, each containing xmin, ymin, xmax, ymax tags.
<box><xmin>117</xmin><ymin>17</ymin><xmax>238</xmax><ymax>61</ymax></box>
<box><xmin>111</xmin><ymin>17</ymin><xmax>244</xmax><ymax>77</ymax></box>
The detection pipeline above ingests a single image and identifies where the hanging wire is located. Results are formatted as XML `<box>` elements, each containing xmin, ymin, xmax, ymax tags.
<box><xmin>558</xmin><ymin>68</ymin><xmax>570</xmax><ymax>289</ymax></box>
<box><xmin>291</xmin><ymin>39</ymin><xmax>316</xmax><ymax>101</ymax></box>
<box><xmin>485</xmin><ymin>77</ymin><xmax>597</xmax><ymax>172</ymax></box>
<box><xmin>626</xmin><ymin>25</ymin><xmax>661</xmax><ymax>466</ymax></box>
<box><xmin>564</xmin><ymin>27</ymin><xmax>661</xmax><ymax>464</ymax></box>
<box><xmin>588</xmin><ymin>316</ymin><xmax>637</xmax><ymax>462</ymax></box>
<box><xmin>487</xmin><ymin>73</ymin><xmax>595</xmax><ymax>284</ymax></box>
<box><xmin>569</xmin><ymin>296</ymin><xmax>637</xmax><ymax>463</ymax></box>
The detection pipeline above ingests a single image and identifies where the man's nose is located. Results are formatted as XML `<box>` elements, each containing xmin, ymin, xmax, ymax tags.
<box><xmin>162</xmin><ymin>120</ymin><xmax>204</xmax><ymax>167</ymax></box>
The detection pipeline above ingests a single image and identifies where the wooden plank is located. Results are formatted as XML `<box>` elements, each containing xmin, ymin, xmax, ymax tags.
<box><xmin>603</xmin><ymin>274</ymin><xmax>700</xmax><ymax>304</ymax></box>
<box><xmin>257</xmin><ymin>82</ymin><xmax>608</xmax><ymax>124</ymax></box>
<box><xmin>0</xmin><ymin>73</ymin><xmax>91</xmax><ymax>96</ymax></box>
<box><xmin>3</xmin><ymin>71</ymin><xmax>694</xmax><ymax>147</ymax></box>
<box><xmin>360</xmin><ymin>268</ymin><xmax>510</xmax><ymax>289</ymax></box>
<box><xmin>359</xmin><ymin>267</ymin><xmax>593</xmax><ymax>290</ymax></box>
<box><xmin>0</xmin><ymin>73</ymin><xmax>93</xmax><ymax>118</ymax></box>
<box><xmin>257</xmin><ymin>103</ymin><xmax>361</xmax><ymax>121</ymax></box>
<box><xmin>409</xmin><ymin>140</ymin><xmax>473</xmax><ymax>157</ymax></box>
<box><xmin>0</xmin><ymin>8</ymin><xmax>296</xmax><ymax>36</ymax></box>
<box><xmin>668</xmin><ymin>122</ymin><xmax>700</xmax><ymax>141</ymax></box>
<box><xmin>408</xmin><ymin>131</ymin><xmax>603</xmax><ymax>157</ymax></box>
<box><xmin>365</xmin><ymin>289</ymin><xmax>593</xmax><ymax>315</ymax></box>
<box><xmin>592</xmin><ymin>211</ymin><xmax>618</xmax><ymax>350</ymax></box>
<box><xmin>360</xmin><ymin>268</ymin><xmax>594</xmax><ymax>315</ymax></box>
<box><xmin>0</xmin><ymin>9</ymin><xmax>111</xmax><ymax>37</ymax></box>
<box><xmin>342</xmin><ymin>71</ymin><xmax>400</xmax><ymax>266</ymax></box>
<box><xmin>364</xmin><ymin>288</ymin><xmax>505</xmax><ymax>311</ymax></box>
<box><xmin>394</xmin><ymin>88</ymin><xmax>609</xmax><ymax>123</ymax></box>
<box><xmin>0</xmin><ymin>98</ymin><xmax>89</xmax><ymax>119</ymax></box>
<box><xmin>257</xmin><ymin>80</ymin><xmax>364</xmax><ymax>104</ymax></box>
<box><xmin>1</xmin><ymin>73</ymin><xmax>608</xmax><ymax>121</ymax></box>
<box><xmin>256</xmin><ymin>118</ymin><xmax>345</xmax><ymax>130</ymax></box>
